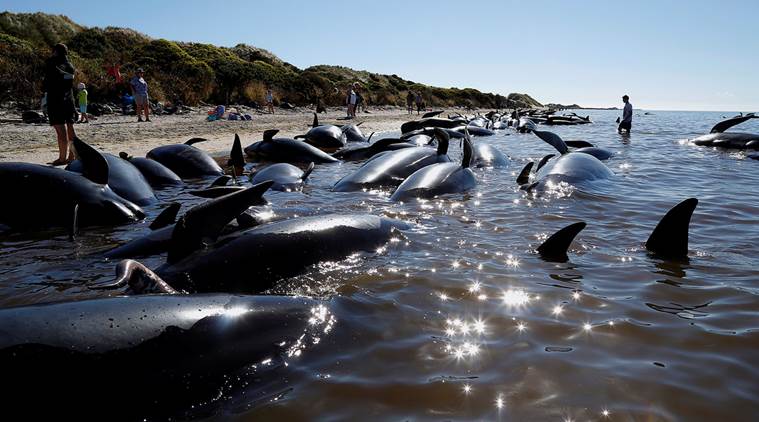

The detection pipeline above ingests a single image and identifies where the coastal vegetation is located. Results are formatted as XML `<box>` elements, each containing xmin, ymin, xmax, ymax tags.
<box><xmin>0</xmin><ymin>12</ymin><xmax>543</xmax><ymax>110</ymax></box>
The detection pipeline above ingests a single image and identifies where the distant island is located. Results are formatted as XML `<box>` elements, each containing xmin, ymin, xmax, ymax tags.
<box><xmin>0</xmin><ymin>12</ymin><xmax>544</xmax><ymax>110</ymax></box>
<box><xmin>544</xmin><ymin>103</ymin><xmax>619</xmax><ymax>111</ymax></box>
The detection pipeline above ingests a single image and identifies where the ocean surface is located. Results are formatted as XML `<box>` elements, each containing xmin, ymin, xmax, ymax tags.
<box><xmin>1</xmin><ymin>110</ymin><xmax>758</xmax><ymax>421</ymax></box>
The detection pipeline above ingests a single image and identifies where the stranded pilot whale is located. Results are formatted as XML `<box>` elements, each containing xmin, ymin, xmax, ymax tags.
<box><xmin>691</xmin><ymin>113</ymin><xmax>759</xmax><ymax>149</ymax></box>
<box><xmin>333</xmin><ymin>128</ymin><xmax>451</xmax><ymax>192</ymax></box>
<box><xmin>245</xmin><ymin>129</ymin><xmax>339</xmax><ymax>164</ymax></box>
<box><xmin>96</xmin><ymin>213</ymin><xmax>409</xmax><ymax>294</ymax></box>
<box><xmin>295</xmin><ymin>113</ymin><xmax>347</xmax><ymax>150</ymax></box>
<box><xmin>66</xmin><ymin>137</ymin><xmax>157</xmax><ymax>205</ymax></box>
<box><xmin>147</xmin><ymin>137</ymin><xmax>224</xmax><ymax>178</ymax></box>
<box><xmin>0</xmin><ymin>293</ymin><xmax>334</xmax><ymax>420</ymax></box>
<box><xmin>391</xmin><ymin>130</ymin><xmax>476</xmax><ymax>201</ymax></box>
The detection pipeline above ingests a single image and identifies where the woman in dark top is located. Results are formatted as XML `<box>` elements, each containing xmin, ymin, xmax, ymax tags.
<box><xmin>43</xmin><ymin>43</ymin><xmax>78</xmax><ymax>165</ymax></box>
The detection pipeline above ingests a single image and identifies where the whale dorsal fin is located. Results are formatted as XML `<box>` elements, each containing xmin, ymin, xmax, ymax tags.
<box><xmin>366</xmin><ymin>132</ymin><xmax>375</xmax><ymax>143</ymax></box>
<box><xmin>565</xmin><ymin>140</ymin><xmax>594</xmax><ymax>148</ymax></box>
<box><xmin>229</xmin><ymin>134</ymin><xmax>245</xmax><ymax>168</ymax></box>
<box><xmin>462</xmin><ymin>129</ymin><xmax>473</xmax><ymax>168</ymax></box>
<box><xmin>301</xmin><ymin>162</ymin><xmax>315</xmax><ymax>181</ymax></box>
<box><xmin>433</xmin><ymin>128</ymin><xmax>450</xmax><ymax>155</ymax></box>
<box><xmin>210</xmin><ymin>175</ymin><xmax>232</xmax><ymax>187</ymax></box>
<box><xmin>645</xmin><ymin>198</ymin><xmax>698</xmax><ymax>259</ymax></box>
<box><xmin>168</xmin><ymin>180</ymin><xmax>274</xmax><ymax>263</ymax></box>
<box><xmin>536</xmin><ymin>154</ymin><xmax>555</xmax><ymax>171</ymax></box>
<box><xmin>263</xmin><ymin>129</ymin><xmax>279</xmax><ymax>141</ymax></box>
<box><xmin>185</xmin><ymin>137</ymin><xmax>209</xmax><ymax>146</ymax></box>
<box><xmin>72</xmin><ymin>136</ymin><xmax>109</xmax><ymax>185</ymax></box>
<box><xmin>516</xmin><ymin>161</ymin><xmax>534</xmax><ymax>185</ymax></box>
<box><xmin>532</xmin><ymin>129</ymin><xmax>569</xmax><ymax>154</ymax></box>
<box><xmin>312</xmin><ymin>112</ymin><xmax>319</xmax><ymax>128</ymax></box>
<box><xmin>149</xmin><ymin>202</ymin><xmax>181</xmax><ymax>230</ymax></box>
<box><xmin>422</xmin><ymin>110</ymin><xmax>443</xmax><ymax>118</ymax></box>
<box><xmin>710</xmin><ymin>113</ymin><xmax>756</xmax><ymax>133</ymax></box>
<box><xmin>537</xmin><ymin>222</ymin><xmax>587</xmax><ymax>262</ymax></box>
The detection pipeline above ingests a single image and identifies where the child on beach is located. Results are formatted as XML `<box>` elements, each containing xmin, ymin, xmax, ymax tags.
<box><xmin>77</xmin><ymin>82</ymin><xmax>88</xmax><ymax>123</ymax></box>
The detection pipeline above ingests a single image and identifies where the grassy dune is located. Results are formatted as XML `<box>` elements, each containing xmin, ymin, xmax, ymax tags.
<box><xmin>0</xmin><ymin>12</ymin><xmax>543</xmax><ymax>110</ymax></box>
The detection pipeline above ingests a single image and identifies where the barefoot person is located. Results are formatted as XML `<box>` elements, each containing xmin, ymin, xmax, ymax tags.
<box><xmin>618</xmin><ymin>95</ymin><xmax>632</xmax><ymax>133</ymax></box>
<box><xmin>42</xmin><ymin>43</ymin><xmax>77</xmax><ymax>165</ymax></box>
<box><xmin>265</xmin><ymin>87</ymin><xmax>274</xmax><ymax>114</ymax></box>
<box><xmin>406</xmin><ymin>91</ymin><xmax>415</xmax><ymax>114</ymax></box>
<box><xmin>130</xmin><ymin>68</ymin><xmax>150</xmax><ymax>122</ymax></box>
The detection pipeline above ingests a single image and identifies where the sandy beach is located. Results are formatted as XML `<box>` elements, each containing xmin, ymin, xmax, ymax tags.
<box><xmin>0</xmin><ymin>106</ymin><xmax>424</xmax><ymax>164</ymax></box>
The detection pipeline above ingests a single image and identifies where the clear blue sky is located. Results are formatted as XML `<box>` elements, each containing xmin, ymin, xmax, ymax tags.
<box><xmin>5</xmin><ymin>0</ymin><xmax>758</xmax><ymax>110</ymax></box>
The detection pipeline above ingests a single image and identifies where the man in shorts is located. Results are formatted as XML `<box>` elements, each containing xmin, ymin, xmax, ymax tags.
<box><xmin>618</xmin><ymin>95</ymin><xmax>632</xmax><ymax>133</ymax></box>
<box><xmin>130</xmin><ymin>68</ymin><xmax>150</xmax><ymax>122</ymax></box>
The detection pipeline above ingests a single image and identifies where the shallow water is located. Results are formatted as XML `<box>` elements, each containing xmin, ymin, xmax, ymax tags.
<box><xmin>2</xmin><ymin>110</ymin><xmax>758</xmax><ymax>420</ymax></box>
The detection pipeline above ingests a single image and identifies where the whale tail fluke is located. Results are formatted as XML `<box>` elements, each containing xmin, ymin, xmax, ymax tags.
<box><xmin>645</xmin><ymin>198</ymin><xmax>698</xmax><ymax>259</ymax></box>
<box><xmin>149</xmin><ymin>202</ymin><xmax>181</xmax><ymax>231</ymax></box>
<box><xmin>710</xmin><ymin>113</ymin><xmax>757</xmax><ymax>134</ymax></box>
<box><xmin>537</xmin><ymin>222</ymin><xmax>587</xmax><ymax>262</ymax></box>
<box><xmin>72</xmin><ymin>136</ymin><xmax>109</xmax><ymax>185</ymax></box>
<box><xmin>516</xmin><ymin>161</ymin><xmax>534</xmax><ymax>185</ymax></box>
<box><xmin>90</xmin><ymin>260</ymin><xmax>176</xmax><ymax>294</ymax></box>
<box><xmin>462</xmin><ymin>130</ymin><xmax>473</xmax><ymax>169</ymax></box>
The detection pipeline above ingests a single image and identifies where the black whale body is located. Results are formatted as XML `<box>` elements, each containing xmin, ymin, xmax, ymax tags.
<box><xmin>0</xmin><ymin>294</ymin><xmax>333</xmax><ymax>420</ymax></box>
<box><xmin>67</xmin><ymin>153</ymin><xmax>157</xmax><ymax>205</ymax></box>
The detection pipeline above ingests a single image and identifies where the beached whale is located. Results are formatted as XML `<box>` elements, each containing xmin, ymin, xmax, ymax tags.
<box><xmin>333</xmin><ymin>129</ymin><xmax>451</xmax><ymax>192</ymax></box>
<box><xmin>147</xmin><ymin>138</ymin><xmax>224</xmax><ymax>178</ymax></box>
<box><xmin>250</xmin><ymin>162</ymin><xmax>314</xmax><ymax>191</ymax></box>
<box><xmin>295</xmin><ymin>113</ymin><xmax>346</xmax><ymax>150</ymax></box>
<box><xmin>96</xmin><ymin>214</ymin><xmax>409</xmax><ymax>294</ymax></box>
<box><xmin>400</xmin><ymin>117</ymin><xmax>463</xmax><ymax>134</ymax></box>
<box><xmin>472</xmin><ymin>141</ymin><xmax>509</xmax><ymax>168</ymax></box>
<box><xmin>118</xmin><ymin>152</ymin><xmax>183</xmax><ymax>186</ymax></box>
<box><xmin>391</xmin><ymin>132</ymin><xmax>476</xmax><ymax>201</ymax></box>
<box><xmin>691</xmin><ymin>113</ymin><xmax>759</xmax><ymax>149</ymax></box>
<box><xmin>245</xmin><ymin>129</ymin><xmax>339</xmax><ymax>164</ymax></box>
<box><xmin>0</xmin><ymin>161</ymin><xmax>143</xmax><ymax>232</ymax></box>
<box><xmin>341</xmin><ymin>122</ymin><xmax>372</xmax><ymax>143</ymax></box>
<box><xmin>518</xmin><ymin>128</ymin><xmax>613</xmax><ymax>191</ymax></box>
<box><xmin>332</xmin><ymin>137</ymin><xmax>418</xmax><ymax>161</ymax></box>
<box><xmin>0</xmin><ymin>293</ymin><xmax>334</xmax><ymax>420</ymax></box>
<box><xmin>66</xmin><ymin>138</ymin><xmax>156</xmax><ymax>205</ymax></box>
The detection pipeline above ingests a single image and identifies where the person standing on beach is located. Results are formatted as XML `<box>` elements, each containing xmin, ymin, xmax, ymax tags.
<box><xmin>265</xmin><ymin>87</ymin><xmax>274</xmax><ymax>114</ymax></box>
<box><xmin>618</xmin><ymin>95</ymin><xmax>632</xmax><ymax>133</ymax></box>
<box><xmin>415</xmin><ymin>92</ymin><xmax>424</xmax><ymax>115</ymax></box>
<box><xmin>406</xmin><ymin>91</ymin><xmax>415</xmax><ymax>114</ymax></box>
<box><xmin>130</xmin><ymin>68</ymin><xmax>150</xmax><ymax>122</ymax></box>
<box><xmin>347</xmin><ymin>85</ymin><xmax>357</xmax><ymax>118</ymax></box>
<box><xmin>42</xmin><ymin>43</ymin><xmax>77</xmax><ymax>166</ymax></box>
<box><xmin>77</xmin><ymin>82</ymin><xmax>89</xmax><ymax>123</ymax></box>
<box><xmin>355</xmin><ymin>83</ymin><xmax>364</xmax><ymax>114</ymax></box>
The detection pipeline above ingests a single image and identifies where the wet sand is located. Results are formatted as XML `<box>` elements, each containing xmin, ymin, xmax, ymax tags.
<box><xmin>0</xmin><ymin>106</ymin><xmax>430</xmax><ymax>164</ymax></box>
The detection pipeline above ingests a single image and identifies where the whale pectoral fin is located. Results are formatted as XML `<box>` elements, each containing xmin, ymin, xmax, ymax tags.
<box><xmin>537</xmin><ymin>222</ymin><xmax>587</xmax><ymax>262</ymax></box>
<box><xmin>118</xmin><ymin>151</ymin><xmax>132</xmax><ymax>160</ymax></box>
<box><xmin>516</xmin><ymin>162</ymin><xmax>534</xmax><ymax>185</ymax></box>
<box><xmin>229</xmin><ymin>134</ymin><xmax>245</xmax><ymax>168</ymax></box>
<box><xmin>302</xmin><ymin>162</ymin><xmax>315</xmax><ymax>181</ymax></box>
<box><xmin>645</xmin><ymin>198</ymin><xmax>698</xmax><ymax>260</ymax></box>
<box><xmin>149</xmin><ymin>202</ymin><xmax>181</xmax><ymax>231</ymax></box>
<box><xmin>185</xmin><ymin>137</ymin><xmax>209</xmax><ymax>146</ymax></box>
<box><xmin>366</xmin><ymin>132</ymin><xmax>375</xmax><ymax>143</ymax></box>
<box><xmin>72</xmin><ymin>136</ymin><xmax>109</xmax><ymax>185</ymax></box>
<box><xmin>536</xmin><ymin>154</ymin><xmax>555</xmax><ymax>172</ymax></box>
<box><xmin>69</xmin><ymin>202</ymin><xmax>79</xmax><ymax>241</ymax></box>
<box><xmin>90</xmin><ymin>260</ymin><xmax>176</xmax><ymax>294</ymax></box>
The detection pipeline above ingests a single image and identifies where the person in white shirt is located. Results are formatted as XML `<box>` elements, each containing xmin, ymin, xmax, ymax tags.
<box><xmin>618</xmin><ymin>95</ymin><xmax>633</xmax><ymax>133</ymax></box>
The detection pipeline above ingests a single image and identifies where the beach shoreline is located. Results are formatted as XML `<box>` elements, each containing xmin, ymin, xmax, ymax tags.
<box><xmin>0</xmin><ymin>106</ymin><xmax>445</xmax><ymax>164</ymax></box>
